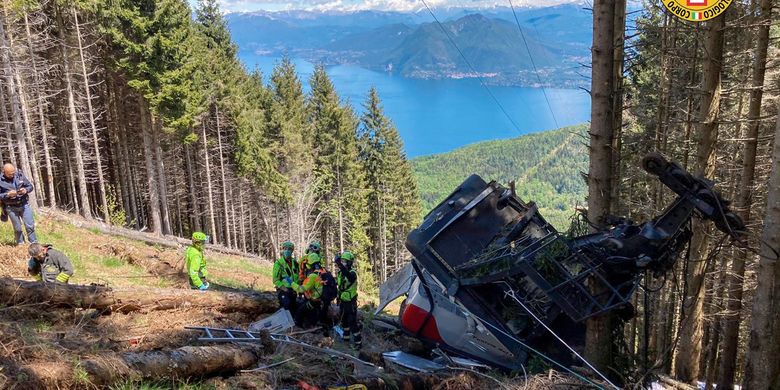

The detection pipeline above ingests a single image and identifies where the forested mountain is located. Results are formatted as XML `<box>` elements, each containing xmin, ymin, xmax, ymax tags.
<box><xmin>0</xmin><ymin>0</ymin><xmax>420</xmax><ymax>290</ymax></box>
<box><xmin>412</xmin><ymin>125</ymin><xmax>588</xmax><ymax>230</ymax></box>
<box><xmin>374</xmin><ymin>15</ymin><xmax>570</xmax><ymax>81</ymax></box>
<box><xmin>225</xmin><ymin>5</ymin><xmax>592</xmax><ymax>87</ymax></box>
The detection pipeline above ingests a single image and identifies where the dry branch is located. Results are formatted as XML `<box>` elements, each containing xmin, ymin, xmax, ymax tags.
<box><xmin>0</xmin><ymin>278</ymin><xmax>279</xmax><ymax>314</ymax></box>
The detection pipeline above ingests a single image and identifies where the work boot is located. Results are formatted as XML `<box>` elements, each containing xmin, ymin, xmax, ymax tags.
<box><xmin>0</xmin><ymin>209</ymin><xmax>7</xmax><ymax>222</ymax></box>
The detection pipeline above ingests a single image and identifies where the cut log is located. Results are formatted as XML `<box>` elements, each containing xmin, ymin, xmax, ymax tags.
<box><xmin>0</xmin><ymin>278</ymin><xmax>279</xmax><ymax>314</ymax></box>
<box><xmin>83</xmin><ymin>341</ymin><xmax>274</xmax><ymax>386</ymax></box>
<box><xmin>22</xmin><ymin>341</ymin><xmax>275</xmax><ymax>387</ymax></box>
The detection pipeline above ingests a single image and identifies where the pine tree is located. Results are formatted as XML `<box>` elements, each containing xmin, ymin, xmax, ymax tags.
<box><xmin>359</xmin><ymin>87</ymin><xmax>420</xmax><ymax>283</ymax></box>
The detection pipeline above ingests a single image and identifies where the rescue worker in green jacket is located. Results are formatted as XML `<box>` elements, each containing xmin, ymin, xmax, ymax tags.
<box><xmin>273</xmin><ymin>241</ymin><xmax>299</xmax><ymax>313</ymax></box>
<box><xmin>298</xmin><ymin>240</ymin><xmax>322</xmax><ymax>282</ymax></box>
<box><xmin>186</xmin><ymin>232</ymin><xmax>209</xmax><ymax>290</ymax></box>
<box><xmin>293</xmin><ymin>252</ymin><xmax>325</xmax><ymax>328</ymax></box>
<box><xmin>27</xmin><ymin>243</ymin><xmax>74</xmax><ymax>284</ymax></box>
<box><xmin>335</xmin><ymin>251</ymin><xmax>361</xmax><ymax>348</ymax></box>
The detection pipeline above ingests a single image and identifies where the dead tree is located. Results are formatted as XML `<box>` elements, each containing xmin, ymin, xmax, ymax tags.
<box><xmin>55</xmin><ymin>3</ymin><xmax>90</xmax><ymax>217</ymax></box>
<box><xmin>72</xmin><ymin>7</ymin><xmax>108</xmax><ymax>222</ymax></box>
<box><xmin>0</xmin><ymin>12</ymin><xmax>38</xmax><ymax>208</ymax></box>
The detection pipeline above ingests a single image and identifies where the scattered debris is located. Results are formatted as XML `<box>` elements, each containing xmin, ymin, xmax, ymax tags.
<box><xmin>188</xmin><ymin>326</ymin><xmax>380</xmax><ymax>369</ymax></box>
<box><xmin>382</xmin><ymin>351</ymin><xmax>445</xmax><ymax>373</ymax></box>
<box><xmin>248</xmin><ymin>309</ymin><xmax>295</xmax><ymax>333</ymax></box>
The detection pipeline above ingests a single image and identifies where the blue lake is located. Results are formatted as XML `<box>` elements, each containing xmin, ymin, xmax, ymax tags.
<box><xmin>239</xmin><ymin>53</ymin><xmax>591</xmax><ymax>157</ymax></box>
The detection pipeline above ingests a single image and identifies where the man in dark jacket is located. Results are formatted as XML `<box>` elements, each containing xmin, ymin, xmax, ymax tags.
<box><xmin>0</xmin><ymin>164</ymin><xmax>36</xmax><ymax>244</ymax></box>
<box><xmin>336</xmin><ymin>251</ymin><xmax>361</xmax><ymax>349</ymax></box>
<box><xmin>28</xmin><ymin>243</ymin><xmax>74</xmax><ymax>284</ymax></box>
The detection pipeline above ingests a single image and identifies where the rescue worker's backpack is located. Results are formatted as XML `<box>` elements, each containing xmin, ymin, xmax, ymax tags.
<box><xmin>320</xmin><ymin>270</ymin><xmax>337</xmax><ymax>303</ymax></box>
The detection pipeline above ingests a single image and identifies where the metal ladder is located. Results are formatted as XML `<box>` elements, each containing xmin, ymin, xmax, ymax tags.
<box><xmin>186</xmin><ymin>326</ymin><xmax>378</xmax><ymax>368</ymax></box>
<box><xmin>185</xmin><ymin>326</ymin><xmax>267</xmax><ymax>342</ymax></box>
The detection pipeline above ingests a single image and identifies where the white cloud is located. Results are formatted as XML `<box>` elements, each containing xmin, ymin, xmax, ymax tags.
<box><xmin>190</xmin><ymin>0</ymin><xmax>581</xmax><ymax>13</ymax></box>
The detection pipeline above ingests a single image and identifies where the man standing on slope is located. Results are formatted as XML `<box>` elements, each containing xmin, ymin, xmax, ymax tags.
<box><xmin>186</xmin><ymin>232</ymin><xmax>210</xmax><ymax>290</ymax></box>
<box><xmin>27</xmin><ymin>243</ymin><xmax>74</xmax><ymax>284</ymax></box>
<box><xmin>336</xmin><ymin>251</ymin><xmax>361</xmax><ymax>349</ymax></box>
<box><xmin>273</xmin><ymin>241</ymin><xmax>299</xmax><ymax>313</ymax></box>
<box><xmin>0</xmin><ymin>163</ymin><xmax>36</xmax><ymax>245</ymax></box>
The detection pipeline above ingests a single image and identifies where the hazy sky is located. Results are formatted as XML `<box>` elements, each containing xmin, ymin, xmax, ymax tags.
<box><xmin>187</xmin><ymin>0</ymin><xmax>582</xmax><ymax>13</ymax></box>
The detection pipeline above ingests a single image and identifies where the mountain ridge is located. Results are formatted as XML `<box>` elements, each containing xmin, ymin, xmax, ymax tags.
<box><xmin>226</xmin><ymin>5</ymin><xmax>593</xmax><ymax>88</ymax></box>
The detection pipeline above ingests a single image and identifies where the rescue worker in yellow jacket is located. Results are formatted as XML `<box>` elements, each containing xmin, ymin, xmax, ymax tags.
<box><xmin>273</xmin><ymin>241</ymin><xmax>299</xmax><ymax>313</ymax></box>
<box><xmin>336</xmin><ymin>251</ymin><xmax>361</xmax><ymax>348</ymax></box>
<box><xmin>27</xmin><ymin>243</ymin><xmax>74</xmax><ymax>284</ymax></box>
<box><xmin>186</xmin><ymin>232</ymin><xmax>209</xmax><ymax>290</ymax></box>
<box><xmin>293</xmin><ymin>252</ymin><xmax>325</xmax><ymax>328</ymax></box>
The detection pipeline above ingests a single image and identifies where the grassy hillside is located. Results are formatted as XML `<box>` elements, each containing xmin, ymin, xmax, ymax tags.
<box><xmin>411</xmin><ymin>125</ymin><xmax>589</xmax><ymax>230</ymax></box>
<box><xmin>0</xmin><ymin>211</ymin><xmax>275</xmax><ymax>292</ymax></box>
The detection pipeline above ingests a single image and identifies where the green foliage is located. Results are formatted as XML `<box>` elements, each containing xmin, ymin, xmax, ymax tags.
<box><xmin>308</xmin><ymin>65</ymin><xmax>374</xmax><ymax>290</ymax></box>
<box><xmin>106</xmin><ymin>185</ymin><xmax>131</xmax><ymax>226</ymax></box>
<box><xmin>73</xmin><ymin>363</ymin><xmax>90</xmax><ymax>385</ymax></box>
<box><xmin>101</xmin><ymin>257</ymin><xmax>125</xmax><ymax>268</ymax></box>
<box><xmin>358</xmin><ymin>88</ymin><xmax>421</xmax><ymax>283</ymax></box>
<box><xmin>412</xmin><ymin>125</ymin><xmax>589</xmax><ymax>230</ymax></box>
<box><xmin>102</xmin><ymin>0</ymin><xmax>202</xmax><ymax>132</ymax></box>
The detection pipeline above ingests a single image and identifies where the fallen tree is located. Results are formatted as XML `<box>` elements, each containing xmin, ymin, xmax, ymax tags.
<box><xmin>0</xmin><ymin>278</ymin><xmax>278</xmax><ymax>314</ymax></box>
<box><xmin>22</xmin><ymin>340</ymin><xmax>275</xmax><ymax>387</ymax></box>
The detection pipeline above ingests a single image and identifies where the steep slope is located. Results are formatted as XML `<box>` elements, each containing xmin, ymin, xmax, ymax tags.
<box><xmin>412</xmin><ymin>125</ymin><xmax>588</xmax><ymax>229</ymax></box>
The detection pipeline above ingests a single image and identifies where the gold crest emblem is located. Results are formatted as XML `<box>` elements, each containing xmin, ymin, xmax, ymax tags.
<box><xmin>663</xmin><ymin>0</ymin><xmax>733</xmax><ymax>22</ymax></box>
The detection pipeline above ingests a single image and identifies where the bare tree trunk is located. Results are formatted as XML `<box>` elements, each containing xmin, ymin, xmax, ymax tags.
<box><xmin>202</xmin><ymin>122</ymin><xmax>217</xmax><ymax>240</ymax></box>
<box><xmin>609</xmin><ymin>0</ymin><xmax>626</xmax><ymax>212</ymax></box>
<box><xmin>239</xmin><ymin>185</ymin><xmax>247</xmax><ymax>253</ymax></box>
<box><xmin>64</xmin><ymin>146</ymin><xmax>79</xmax><ymax>215</ymax></box>
<box><xmin>152</xmin><ymin>118</ymin><xmax>171</xmax><ymax>235</ymax></box>
<box><xmin>2</xmin><ymin>6</ymin><xmax>42</xmax><ymax>209</ymax></box>
<box><xmin>140</xmin><ymin>103</ymin><xmax>161</xmax><ymax>234</ymax></box>
<box><xmin>336</xmin><ymin>164</ymin><xmax>345</xmax><ymax>253</ymax></box>
<box><xmin>56</xmin><ymin>5</ymin><xmax>90</xmax><ymax>217</ymax></box>
<box><xmin>184</xmin><ymin>142</ymin><xmax>201</xmax><ymax>232</ymax></box>
<box><xmin>214</xmin><ymin>105</ymin><xmax>232</xmax><ymax>248</ymax></box>
<box><xmin>717</xmin><ymin>1</ymin><xmax>772</xmax><ymax>387</ymax></box>
<box><xmin>585</xmin><ymin>0</ymin><xmax>624</xmax><ymax>377</ymax></box>
<box><xmin>675</xmin><ymin>16</ymin><xmax>725</xmax><ymax>383</ymax></box>
<box><xmin>0</xmin><ymin>91</ymin><xmax>14</xmax><ymax>163</ymax></box>
<box><xmin>106</xmin><ymin>79</ymin><xmax>128</xmax><ymax>222</ymax></box>
<box><xmin>0</xmin><ymin>13</ymin><xmax>38</xmax><ymax>208</ymax></box>
<box><xmin>22</xmin><ymin>12</ymin><xmax>49</xmax><ymax>205</ymax></box>
<box><xmin>72</xmin><ymin>8</ymin><xmax>108</xmax><ymax>222</ymax></box>
<box><xmin>743</xmin><ymin>100</ymin><xmax>780</xmax><ymax>390</ymax></box>
<box><xmin>119</xmin><ymin>109</ymin><xmax>140</xmax><ymax>228</ymax></box>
